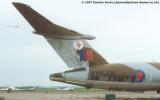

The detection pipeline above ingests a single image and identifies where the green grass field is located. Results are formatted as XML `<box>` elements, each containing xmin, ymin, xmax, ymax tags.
<box><xmin>36</xmin><ymin>87</ymin><xmax>106</xmax><ymax>93</ymax></box>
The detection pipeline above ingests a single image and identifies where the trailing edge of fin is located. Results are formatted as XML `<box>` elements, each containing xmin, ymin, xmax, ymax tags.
<box><xmin>12</xmin><ymin>2</ymin><xmax>109</xmax><ymax>67</ymax></box>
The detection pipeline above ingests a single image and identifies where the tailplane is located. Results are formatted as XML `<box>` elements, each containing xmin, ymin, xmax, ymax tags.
<box><xmin>12</xmin><ymin>2</ymin><xmax>108</xmax><ymax>68</ymax></box>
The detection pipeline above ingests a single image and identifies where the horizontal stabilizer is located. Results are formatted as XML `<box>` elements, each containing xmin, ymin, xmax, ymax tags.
<box><xmin>13</xmin><ymin>2</ymin><xmax>109</xmax><ymax>67</ymax></box>
<box><xmin>12</xmin><ymin>2</ymin><xmax>95</xmax><ymax>40</ymax></box>
<box><xmin>33</xmin><ymin>31</ymin><xmax>95</xmax><ymax>40</ymax></box>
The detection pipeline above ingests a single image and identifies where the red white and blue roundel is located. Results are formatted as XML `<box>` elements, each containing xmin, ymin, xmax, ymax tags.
<box><xmin>130</xmin><ymin>70</ymin><xmax>145</xmax><ymax>82</ymax></box>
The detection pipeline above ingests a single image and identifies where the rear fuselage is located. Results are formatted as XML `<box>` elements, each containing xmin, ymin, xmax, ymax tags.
<box><xmin>50</xmin><ymin>63</ymin><xmax>160</xmax><ymax>92</ymax></box>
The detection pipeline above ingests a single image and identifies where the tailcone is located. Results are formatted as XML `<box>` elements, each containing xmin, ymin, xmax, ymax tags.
<box><xmin>49</xmin><ymin>73</ymin><xmax>64</xmax><ymax>82</ymax></box>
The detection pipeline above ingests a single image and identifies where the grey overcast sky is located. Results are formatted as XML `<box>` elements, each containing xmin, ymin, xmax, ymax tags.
<box><xmin>1</xmin><ymin>0</ymin><xmax>160</xmax><ymax>86</ymax></box>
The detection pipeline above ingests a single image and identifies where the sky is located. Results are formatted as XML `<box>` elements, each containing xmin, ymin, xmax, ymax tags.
<box><xmin>1</xmin><ymin>0</ymin><xmax>160</xmax><ymax>86</ymax></box>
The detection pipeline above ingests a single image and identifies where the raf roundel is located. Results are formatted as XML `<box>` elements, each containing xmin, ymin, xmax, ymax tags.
<box><xmin>74</xmin><ymin>40</ymin><xmax>84</xmax><ymax>50</ymax></box>
<box><xmin>130</xmin><ymin>70</ymin><xmax>145</xmax><ymax>82</ymax></box>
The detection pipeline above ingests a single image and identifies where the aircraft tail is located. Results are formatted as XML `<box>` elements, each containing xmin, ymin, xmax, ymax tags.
<box><xmin>12</xmin><ymin>2</ymin><xmax>108</xmax><ymax>68</ymax></box>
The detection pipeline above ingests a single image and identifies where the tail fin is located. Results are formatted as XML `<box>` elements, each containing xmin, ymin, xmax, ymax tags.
<box><xmin>12</xmin><ymin>2</ymin><xmax>108</xmax><ymax>68</ymax></box>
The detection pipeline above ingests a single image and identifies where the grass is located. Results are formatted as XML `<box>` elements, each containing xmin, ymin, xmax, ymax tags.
<box><xmin>35</xmin><ymin>87</ymin><xmax>106</xmax><ymax>93</ymax></box>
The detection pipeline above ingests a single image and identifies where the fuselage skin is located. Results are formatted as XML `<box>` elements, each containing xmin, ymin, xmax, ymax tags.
<box><xmin>50</xmin><ymin>63</ymin><xmax>160</xmax><ymax>92</ymax></box>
